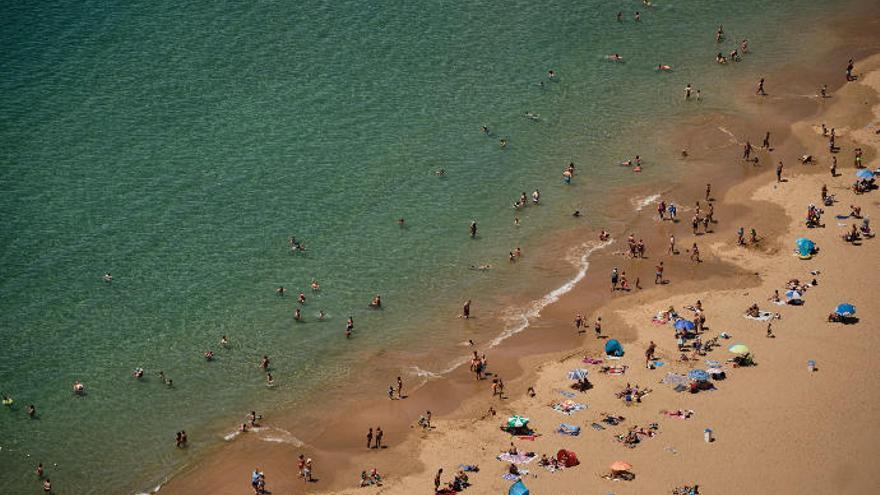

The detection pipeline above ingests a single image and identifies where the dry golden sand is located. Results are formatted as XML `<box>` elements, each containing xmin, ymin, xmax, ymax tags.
<box><xmin>315</xmin><ymin>57</ymin><xmax>880</xmax><ymax>495</ymax></box>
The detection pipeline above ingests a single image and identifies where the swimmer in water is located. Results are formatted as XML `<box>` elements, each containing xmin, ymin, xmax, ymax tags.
<box><xmin>434</xmin><ymin>168</ymin><xmax>446</xmax><ymax>176</ymax></box>
<box><xmin>499</xmin><ymin>138</ymin><xmax>508</xmax><ymax>148</ymax></box>
<box><xmin>318</xmin><ymin>310</ymin><xmax>326</xmax><ymax>320</ymax></box>
<box><xmin>73</xmin><ymin>381</ymin><xmax>85</xmax><ymax>395</ymax></box>
<box><xmin>547</xmin><ymin>70</ymin><xmax>557</xmax><ymax>79</ymax></box>
<box><xmin>294</xmin><ymin>308</ymin><xmax>302</xmax><ymax>321</ymax></box>
<box><xmin>310</xmin><ymin>280</ymin><xmax>320</xmax><ymax>291</ymax></box>
<box><xmin>611</xmin><ymin>53</ymin><xmax>622</xmax><ymax>62</ymax></box>
<box><xmin>103</xmin><ymin>272</ymin><xmax>113</xmax><ymax>283</ymax></box>
<box><xmin>370</xmin><ymin>295</ymin><xmax>382</xmax><ymax>308</ymax></box>
<box><xmin>276</xmin><ymin>286</ymin><xmax>286</xmax><ymax>296</ymax></box>
<box><xmin>481</xmin><ymin>125</ymin><xmax>490</xmax><ymax>135</ymax></box>
<box><xmin>133</xmin><ymin>367</ymin><xmax>144</xmax><ymax>379</ymax></box>
<box><xmin>266</xmin><ymin>373</ymin><xmax>274</xmax><ymax>386</ymax></box>
<box><xmin>220</xmin><ymin>335</ymin><xmax>229</xmax><ymax>347</ymax></box>
<box><xmin>204</xmin><ymin>350</ymin><xmax>214</xmax><ymax>361</ymax></box>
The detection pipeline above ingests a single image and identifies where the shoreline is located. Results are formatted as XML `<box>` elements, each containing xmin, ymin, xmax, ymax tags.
<box><xmin>156</xmin><ymin>4</ymin><xmax>880</xmax><ymax>494</ymax></box>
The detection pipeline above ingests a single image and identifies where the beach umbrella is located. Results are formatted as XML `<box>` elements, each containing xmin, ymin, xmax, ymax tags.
<box><xmin>610</xmin><ymin>461</ymin><xmax>632</xmax><ymax>472</ymax></box>
<box><xmin>855</xmin><ymin>169</ymin><xmax>875</xmax><ymax>179</ymax></box>
<box><xmin>785</xmin><ymin>290</ymin><xmax>802</xmax><ymax>301</ymax></box>
<box><xmin>795</xmin><ymin>237</ymin><xmax>815</xmax><ymax>257</ymax></box>
<box><xmin>728</xmin><ymin>344</ymin><xmax>750</xmax><ymax>355</ymax></box>
<box><xmin>567</xmin><ymin>368</ymin><xmax>589</xmax><ymax>381</ymax></box>
<box><xmin>508</xmin><ymin>480</ymin><xmax>529</xmax><ymax>495</ymax></box>
<box><xmin>688</xmin><ymin>369</ymin><xmax>710</xmax><ymax>382</ymax></box>
<box><xmin>674</xmin><ymin>319</ymin><xmax>696</xmax><ymax>331</ymax></box>
<box><xmin>834</xmin><ymin>303</ymin><xmax>856</xmax><ymax>316</ymax></box>
<box><xmin>507</xmin><ymin>416</ymin><xmax>529</xmax><ymax>428</ymax></box>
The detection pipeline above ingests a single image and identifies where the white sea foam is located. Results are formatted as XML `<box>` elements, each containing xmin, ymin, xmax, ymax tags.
<box><xmin>632</xmin><ymin>193</ymin><xmax>661</xmax><ymax>211</ymax></box>
<box><xmin>259</xmin><ymin>427</ymin><xmax>304</xmax><ymax>447</ymax></box>
<box><xmin>401</xmin><ymin>239</ymin><xmax>612</xmax><ymax>379</ymax></box>
<box><xmin>408</xmin><ymin>365</ymin><xmax>442</xmax><ymax>379</ymax></box>
<box><xmin>488</xmin><ymin>239</ymin><xmax>613</xmax><ymax>348</ymax></box>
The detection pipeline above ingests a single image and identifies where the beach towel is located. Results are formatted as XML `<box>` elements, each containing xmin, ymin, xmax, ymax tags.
<box><xmin>502</xmin><ymin>471</ymin><xmax>528</xmax><ymax>480</ymax></box>
<box><xmin>458</xmin><ymin>465</ymin><xmax>479</xmax><ymax>472</ymax></box>
<box><xmin>605</xmin><ymin>355</ymin><xmax>622</xmax><ymax>361</ymax></box>
<box><xmin>583</xmin><ymin>357</ymin><xmax>604</xmax><ymax>365</ymax></box>
<box><xmin>590</xmin><ymin>422</ymin><xmax>606</xmax><ymax>431</ymax></box>
<box><xmin>662</xmin><ymin>409</ymin><xmax>694</xmax><ymax>419</ymax></box>
<box><xmin>744</xmin><ymin>311</ymin><xmax>775</xmax><ymax>321</ymax></box>
<box><xmin>650</xmin><ymin>360</ymin><xmax>666</xmax><ymax>367</ymax></box>
<box><xmin>517</xmin><ymin>435</ymin><xmax>537</xmax><ymax>441</ymax></box>
<box><xmin>556</xmin><ymin>423</ymin><xmax>581</xmax><ymax>436</ymax></box>
<box><xmin>772</xmin><ymin>300</ymin><xmax>786</xmax><ymax>306</ymax></box>
<box><xmin>603</xmin><ymin>366</ymin><xmax>627</xmax><ymax>375</ymax></box>
<box><xmin>661</xmin><ymin>373</ymin><xmax>689</xmax><ymax>387</ymax></box>
<box><xmin>552</xmin><ymin>401</ymin><xmax>587</xmax><ymax>415</ymax></box>
<box><xmin>558</xmin><ymin>390</ymin><xmax>577</xmax><ymax>398</ymax></box>
<box><xmin>497</xmin><ymin>453</ymin><xmax>536</xmax><ymax>465</ymax></box>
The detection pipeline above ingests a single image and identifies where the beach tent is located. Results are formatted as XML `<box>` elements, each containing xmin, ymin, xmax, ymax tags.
<box><xmin>835</xmin><ymin>303</ymin><xmax>856</xmax><ymax>316</ymax></box>
<box><xmin>508</xmin><ymin>479</ymin><xmax>529</xmax><ymax>495</ymax></box>
<box><xmin>855</xmin><ymin>169</ymin><xmax>875</xmax><ymax>179</ymax></box>
<box><xmin>556</xmin><ymin>449</ymin><xmax>580</xmax><ymax>467</ymax></box>
<box><xmin>674</xmin><ymin>319</ymin><xmax>696</xmax><ymax>332</ymax></box>
<box><xmin>605</xmin><ymin>339</ymin><xmax>625</xmax><ymax>357</ymax></box>
<box><xmin>688</xmin><ymin>369</ymin><xmax>710</xmax><ymax>382</ymax></box>
<box><xmin>795</xmin><ymin>237</ymin><xmax>815</xmax><ymax>258</ymax></box>
<box><xmin>785</xmin><ymin>290</ymin><xmax>802</xmax><ymax>301</ymax></box>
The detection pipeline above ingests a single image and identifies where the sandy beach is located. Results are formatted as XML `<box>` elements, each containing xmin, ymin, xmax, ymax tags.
<box><xmin>314</xmin><ymin>57</ymin><xmax>880</xmax><ymax>495</ymax></box>
<box><xmin>156</xmin><ymin>7</ymin><xmax>880</xmax><ymax>495</ymax></box>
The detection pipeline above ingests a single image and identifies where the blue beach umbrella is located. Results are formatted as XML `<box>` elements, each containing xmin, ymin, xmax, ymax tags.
<box><xmin>795</xmin><ymin>237</ymin><xmax>815</xmax><ymax>257</ymax></box>
<box><xmin>688</xmin><ymin>369</ymin><xmax>710</xmax><ymax>382</ymax></box>
<box><xmin>855</xmin><ymin>169</ymin><xmax>875</xmax><ymax>179</ymax></box>
<box><xmin>785</xmin><ymin>290</ymin><xmax>802</xmax><ymax>301</ymax></box>
<box><xmin>674</xmin><ymin>319</ymin><xmax>696</xmax><ymax>331</ymax></box>
<box><xmin>835</xmin><ymin>303</ymin><xmax>856</xmax><ymax>316</ymax></box>
<box><xmin>568</xmin><ymin>368</ymin><xmax>589</xmax><ymax>381</ymax></box>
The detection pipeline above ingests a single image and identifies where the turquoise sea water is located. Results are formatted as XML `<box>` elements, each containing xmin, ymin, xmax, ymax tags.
<box><xmin>1</xmin><ymin>1</ymin><xmax>835</xmax><ymax>493</ymax></box>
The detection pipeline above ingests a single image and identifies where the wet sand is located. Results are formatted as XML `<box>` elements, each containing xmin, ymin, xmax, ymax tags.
<box><xmin>158</xmin><ymin>4</ymin><xmax>880</xmax><ymax>494</ymax></box>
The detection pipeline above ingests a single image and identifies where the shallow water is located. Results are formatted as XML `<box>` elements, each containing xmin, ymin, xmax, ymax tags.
<box><xmin>0</xmin><ymin>0</ymin><xmax>836</xmax><ymax>492</ymax></box>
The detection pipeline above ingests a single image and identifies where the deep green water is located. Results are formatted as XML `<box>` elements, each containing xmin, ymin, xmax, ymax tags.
<box><xmin>0</xmin><ymin>1</ymin><xmax>835</xmax><ymax>492</ymax></box>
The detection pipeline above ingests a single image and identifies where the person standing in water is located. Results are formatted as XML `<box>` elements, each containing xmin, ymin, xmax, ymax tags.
<box><xmin>462</xmin><ymin>300</ymin><xmax>472</xmax><ymax>319</ymax></box>
<box><xmin>469</xmin><ymin>221</ymin><xmax>477</xmax><ymax>238</ymax></box>
<box><xmin>756</xmin><ymin>78</ymin><xmax>766</xmax><ymax>96</ymax></box>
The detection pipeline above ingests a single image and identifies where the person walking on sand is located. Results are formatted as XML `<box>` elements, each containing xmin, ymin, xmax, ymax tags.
<box><xmin>611</xmin><ymin>267</ymin><xmax>619</xmax><ymax>291</ymax></box>
<box><xmin>397</xmin><ymin>376</ymin><xmax>404</xmax><ymax>398</ymax></box>
<box><xmin>434</xmin><ymin>468</ymin><xmax>443</xmax><ymax>491</ymax></box>
<box><xmin>743</xmin><ymin>141</ymin><xmax>752</xmax><ymax>160</ymax></box>
<box><xmin>762</xmin><ymin>131</ymin><xmax>771</xmax><ymax>149</ymax></box>
<box><xmin>645</xmin><ymin>341</ymin><xmax>657</xmax><ymax>367</ymax></box>
<box><xmin>594</xmin><ymin>316</ymin><xmax>602</xmax><ymax>338</ymax></box>
<box><xmin>756</xmin><ymin>78</ymin><xmax>766</xmax><ymax>96</ymax></box>
<box><xmin>705</xmin><ymin>183</ymin><xmax>711</xmax><ymax>201</ymax></box>
<box><xmin>667</xmin><ymin>234</ymin><xmax>676</xmax><ymax>255</ymax></box>
<box><xmin>367</xmin><ymin>428</ymin><xmax>373</xmax><ymax>449</ymax></box>
<box><xmin>690</xmin><ymin>243</ymin><xmax>701</xmax><ymax>263</ymax></box>
<box><xmin>655</xmin><ymin>261</ymin><xmax>664</xmax><ymax>284</ymax></box>
<box><xmin>375</xmin><ymin>427</ymin><xmax>383</xmax><ymax>448</ymax></box>
<box><xmin>575</xmin><ymin>313</ymin><xmax>584</xmax><ymax>333</ymax></box>
<box><xmin>776</xmin><ymin>161</ymin><xmax>784</xmax><ymax>182</ymax></box>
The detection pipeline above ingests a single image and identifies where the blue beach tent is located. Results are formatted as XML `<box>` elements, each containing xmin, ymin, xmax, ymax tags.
<box><xmin>795</xmin><ymin>237</ymin><xmax>815</xmax><ymax>257</ymax></box>
<box><xmin>674</xmin><ymin>319</ymin><xmax>696</xmax><ymax>332</ymax></box>
<box><xmin>508</xmin><ymin>480</ymin><xmax>529</xmax><ymax>495</ymax></box>
<box><xmin>688</xmin><ymin>369</ymin><xmax>710</xmax><ymax>382</ymax></box>
<box><xmin>605</xmin><ymin>339</ymin><xmax>625</xmax><ymax>357</ymax></box>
